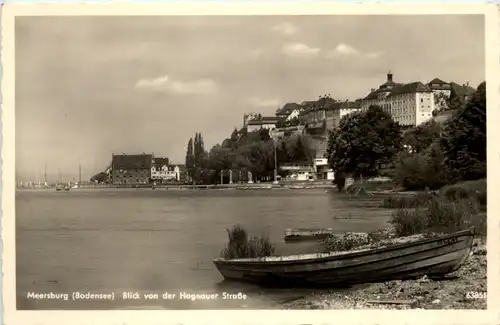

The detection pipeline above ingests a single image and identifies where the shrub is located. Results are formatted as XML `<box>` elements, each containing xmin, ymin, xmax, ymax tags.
<box><xmin>440</xmin><ymin>179</ymin><xmax>487</xmax><ymax>211</ymax></box>
<box><xmin>220</xmin><ymin>225</ymin><xmax>275</xmax><ymax>259</ymax></box>
<box><xmin>390</xmin><ymin>208</ymin><xmax>428</xmax><ymax>236</ymax></box>
<box><xmin>393</xmin><ymin>144</ymin><xmax>450</xmax><ymax>191</ymax></box>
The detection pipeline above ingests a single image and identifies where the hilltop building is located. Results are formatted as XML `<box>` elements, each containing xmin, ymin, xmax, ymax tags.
<box><xmin>275</xmin><ymin>102</ymin><xmax>302</xmax><ymax>120</ymax></box>
<box><xmin>361</xmin><ymin>72</ymin><xmax>435</xmax><ymax>126</ymax></box>
<box><xmin>326</xmin><ymin>100</ymin><xmax>362</xmax><ymax>130</ymax></box>
<box><xmin>245</xmin><ymin>116</ymin><xmax>280</xmax><ymax>132</ymax></box>
<box><xmin>427</xmin><ymin>78</ymin><xmax>452</xmax><ymax>97</ymax></box>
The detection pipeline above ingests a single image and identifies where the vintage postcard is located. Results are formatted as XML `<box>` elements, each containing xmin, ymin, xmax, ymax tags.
<box><xmin>1</xmin><ymin>2</ymin><xmax>499</xmax><ymax>325</ymax></box>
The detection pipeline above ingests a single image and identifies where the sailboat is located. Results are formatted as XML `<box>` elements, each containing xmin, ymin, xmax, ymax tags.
<box><xmin>56</xmin><ymin>169</ymin><xmax>63</xmax><ymax>191</ymax></box>
<box><xmin>71</xmin><ymin>164</ymin><xmax>82</xmax><ymax>189</ymax></box>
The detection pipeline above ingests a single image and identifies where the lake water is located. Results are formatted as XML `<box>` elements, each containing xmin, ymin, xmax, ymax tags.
<box><xmin>16</xmin><ymin>188</ymin><xmax>394</xmax><ymax>310</ymax></box>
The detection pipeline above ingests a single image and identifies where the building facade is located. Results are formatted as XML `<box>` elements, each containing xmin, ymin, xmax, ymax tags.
<box><xmin>111</xmin><ymin>153</ymin><xmax>153</xmax><ymax>185</ymax></box>
<box><xmin>150</xmin><ymin>157</ymin><xmax>180</xmax><ymax>183</ymax></box>
<box><xmin>246</xmin><ymin>116</ymin><xmax>280</xmax><ymax>132</ymax></box>
<box><xmin>325</xmin><ymin>100</ymin><xmax>362</xmax><ymax>130</ymax></box>
<box><xmin>313</xmin><ymin>158</ymin><xmax>334</xmax><ymax>180</ymax></box>
<box><xmin>361</xmin><ymin>72</ymin><xmax>436</xmax><ymax>126</ymax></box>
<box><xmin>275</xmin><ymin>102</ymin><xmax>302</xmax><ymax>120</ymax></box>
<box><xmin>428</xmin><ymin>78</ymin><xmax>452</xmax><ymax>97</ymax></box>
<box><xmin>279</xmin><ymin>164</ymin><xmax>314</xmax><ymax>181</ymax></box>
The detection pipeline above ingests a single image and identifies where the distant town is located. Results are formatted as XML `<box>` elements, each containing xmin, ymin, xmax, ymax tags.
<box><xmin>18</xmin><ymin>72</ymin><xmax>476</xmax><ymax>189</ymax></box>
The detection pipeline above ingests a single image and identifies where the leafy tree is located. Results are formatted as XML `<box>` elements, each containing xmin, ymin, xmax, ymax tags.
<box><xmin>394</xmin><ymin>141</ymin><xmax>449</xmax><ymax>190</ymax></box>
<box><xmin>326</xmin><ymin>105</ymin><xmax>402</xmax><ymax>180</ymax></box>
<box><xmin>440</xmin><ymin>82</ymin><xmax>486</xmax><ymax>181</ymax></box>
<box><xmin>434</xmin><ymin>92</ymin><xmax>450</xmax><ymax>111</ymax></box>
<box><xmin>402</xmin><ymin>120</ymin><xmax>441</xmax><ymax>154</ymax></box>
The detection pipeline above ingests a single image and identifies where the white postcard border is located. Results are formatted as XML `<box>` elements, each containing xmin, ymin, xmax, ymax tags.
<box><xmin>2</xmin><ymin>3</ymin><xmax>499</xmax><ymax>325</ymax></box>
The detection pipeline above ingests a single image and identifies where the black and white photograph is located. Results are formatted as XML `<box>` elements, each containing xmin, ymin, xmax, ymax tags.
<box><xmin>1</xmin><ymin>3</ymin><xmax>497</xmax><ymax>320</ymax></box>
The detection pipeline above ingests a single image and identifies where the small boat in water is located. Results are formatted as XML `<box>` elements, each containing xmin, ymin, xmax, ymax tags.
<box><xmin>284</xmin><ymin>228</ymin><xmax>334</xmax><ymax>242</ymax></box>
<box><xmin>213</xmin><ymin>227</ymin><xmax>474</xmax><ymax>287</ymax></box>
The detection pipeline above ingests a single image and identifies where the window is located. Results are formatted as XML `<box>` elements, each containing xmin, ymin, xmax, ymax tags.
<box><xmin>420</xmin><ymin>98</ymin><xmax>423</xmax><ymax>103</ymax></box>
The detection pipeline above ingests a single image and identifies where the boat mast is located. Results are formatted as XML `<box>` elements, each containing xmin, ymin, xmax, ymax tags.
<box><xmin>79</xmin><ymin>163</ymin><xmax>82</xmax><ymax>184</ymax></box>
<box><xmin>44</xmin><ymin>163</ymin><xmax>47</xmax><ymax>185</ymax></box>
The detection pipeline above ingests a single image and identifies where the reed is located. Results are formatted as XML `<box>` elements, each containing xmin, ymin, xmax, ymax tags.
<box><xmin>220</xmin><ymin>224</ymin><xmax>275</xmax><ymax>260</ymax></box>
<box><xmin>390</xmin><ymin>196</ymin><xmax>484</xmax><ymax>237</ymax></box>
<box><xmin>380</xmin><ymin>192</ymin><xmax>436</xmax><ymax>209</ymax></box>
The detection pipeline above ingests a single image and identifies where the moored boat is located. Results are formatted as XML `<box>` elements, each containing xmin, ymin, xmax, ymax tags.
<box><xmin>214</xmin><ymin>227</ymin><xmax>475</xmax><ymax>287</ymax></box>
<box><xmin>284</xmin><ymin>228</ymin><xmax>334</xmax><ymax>242</ymax></box>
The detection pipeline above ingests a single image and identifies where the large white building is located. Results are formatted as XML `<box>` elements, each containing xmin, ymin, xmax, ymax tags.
<box><xmin>361</xmin><ymin>72</ymin><xmax>436</xmax><ymax>126</ymax></box>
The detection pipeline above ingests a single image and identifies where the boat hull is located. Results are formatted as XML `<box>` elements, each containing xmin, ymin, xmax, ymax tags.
<box><xmin>214</xmin><ymin>228</ymin><xmax>474</xmax><ymax>287</ymax></box>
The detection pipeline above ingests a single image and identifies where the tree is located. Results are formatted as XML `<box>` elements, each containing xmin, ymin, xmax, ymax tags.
<box><xmin>434</xmin><ymin>92</ymin><xmax>450</xmax><ymax>111</ymax></box>
<box><xmin>402</xmin><ymin>120</ymin><xmax>441</xmax><ymax>154</ymax></box>
<box><xmin>90</xmin><ymin>172</ymin><xmax>108</xmax><ymax>183</ymax></box>
<box><xmin>326</xmin><ymin>105</ymin><xmax>403</xmax><ymax>180</ymax></box>
<box><xmin>185</xmin><ymin>138</ymin><xmax>194</xmax><ymax>178</ymax></box>
<box><xmin>394</xmin><ymin>140</ymin><xmax>449</xmax><ymax>190</ymax></box>
<box><xmin>440</xmin><ymin>82</ymin><xmax>486</xmax><ymax>181</ymax></box>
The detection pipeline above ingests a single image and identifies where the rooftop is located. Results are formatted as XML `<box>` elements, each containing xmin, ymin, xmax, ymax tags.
<box><xmin>112</xmin><ymin>153</ymin><xmax>153</xmax><ymax>170</ymax></box>
<box><xmin>276</xmin><ymin>102</ymin><xmax>302</xmax><ymax>115</ymax></box>
<box><xmin>387</xmin><ymin>82</ymin><xmax>433</xmax><ymax>97</ymax></box>
<box><xmin>330</xmin><ymin>100</ymin><xmax>362</xmax><ymax>110</ymax></box>
<box><xmin>428</xmin><ymin>78</ymin><xmax>448</xmax><ymax>85</ymax></box>
<box><xmin>247</xmin><ymin>116</ymin><xmax>280</xmax><ymax>125</ymax></box>
<box><xmin>152</xmin><ymin>157</ymin><xmax>169</xmax><ymax>168</ymax></box>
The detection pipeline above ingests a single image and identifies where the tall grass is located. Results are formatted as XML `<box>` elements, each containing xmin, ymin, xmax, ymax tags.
<box><xmin>381</xmin><ymin>179</ymin><xmax>486</xmax><ymax>211</ymax></box>
<box><xmin>389</xmin><ymin>196</ymin><xmax>485</xmax><ymax>237</ymax></box>
<box><xmin>380</xmin><ymin>191</ymin><xmax>437</xmax><ymax>209</ymax></box>
<box><xmin>440</xmin><ymin>179</ymin><xmax>486</xmax><ymax>211</ymax></box>
<box><xmin>346</xmin><ymin>180</ymin><xmax>399</xmax><ymax>194</ymax></box>
<box><xmin>220</xmin><ymin>224</ymin><xmax>276</xmax><ymax>260</ymax></box>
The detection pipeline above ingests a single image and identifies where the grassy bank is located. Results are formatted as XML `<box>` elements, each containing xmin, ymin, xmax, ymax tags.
<box><xmin>380</xmin><ymin>179</ymin><xmax>486</xmax><ymax>209</ymax></box>
<box><xmin>378</xmin><ymin>179</ymin><xmax>486</xmax><ymax>236</ymax></box>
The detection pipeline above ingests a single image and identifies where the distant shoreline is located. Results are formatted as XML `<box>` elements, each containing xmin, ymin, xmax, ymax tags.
<box><xmin>17</xmin><ymin>182</ymin><xmax>338</xmax><ymax>191</ymax></box>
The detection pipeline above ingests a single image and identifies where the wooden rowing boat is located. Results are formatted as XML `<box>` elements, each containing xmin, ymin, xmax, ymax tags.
<box><xmin>213</xmin><ymin>227</ymin><xmax>474</xmax><ymax>287</ymax></box>
<box><xmin>284</xmin><ymin>228</ymin><xmax>334</xmax><ymax>242</ymax></box>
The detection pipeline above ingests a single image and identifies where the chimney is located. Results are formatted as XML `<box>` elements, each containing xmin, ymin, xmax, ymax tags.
<box><xmin>387</xmin><ymin>71</ymin><xmax>393</xmax><ymax>82</ymax></box>
<box><xmin>371</xmin><ymin>88</ymin><xmax>376</xmax><ymax>92</ymax></box>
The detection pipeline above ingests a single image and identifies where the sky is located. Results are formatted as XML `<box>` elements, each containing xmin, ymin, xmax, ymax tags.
<box><xmin>15</xmin><ymin>15</ymin><xmax>485</xmax><ymax>182</ymax></box>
